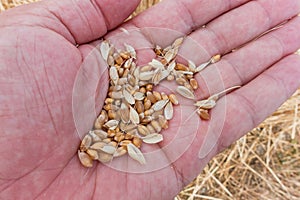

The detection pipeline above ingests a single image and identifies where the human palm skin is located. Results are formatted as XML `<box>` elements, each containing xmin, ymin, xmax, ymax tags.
<box><xmin>0</xmin><ymin>0</ymin><xmax>300</xmax><ymax>199</ymax></box>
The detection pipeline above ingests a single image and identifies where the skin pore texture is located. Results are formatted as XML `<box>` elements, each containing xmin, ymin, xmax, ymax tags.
<box><xmin>0</xmin><ymin>0</ymin><xmax>300</xmax><ymax>199</ymax></box>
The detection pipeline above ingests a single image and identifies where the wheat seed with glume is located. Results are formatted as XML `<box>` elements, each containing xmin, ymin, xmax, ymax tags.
<box><xmin>78</xmin><ymin>36</ymin><xmax>239</xmax><ymax>167</ymax></box>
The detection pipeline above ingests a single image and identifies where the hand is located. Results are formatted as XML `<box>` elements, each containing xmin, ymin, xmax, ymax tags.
<box><xmin>0</xmin><ymin>0</ymin><xmax>299</xmax><ymax>199</ymax></box>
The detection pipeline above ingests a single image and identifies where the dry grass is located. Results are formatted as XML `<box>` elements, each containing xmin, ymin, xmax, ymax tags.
<box><xmin>0</xmin><ymin>0</ymin><xmax>36</xmax><ymax>10</ymax></box>
<box><xmin>177</xmin><ymin>90</ymin><xmax>300</xmax><ymax>200</ymax></box>
<box><xmin>1</xmin><ymin>0</ymin><xmax>300</xmax><ymax>199</ymax></box>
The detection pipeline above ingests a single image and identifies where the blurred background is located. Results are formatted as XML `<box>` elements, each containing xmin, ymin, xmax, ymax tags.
<box><xmin>1</xmin><ymin>0</ymin><xmax>299</xmax><ymax>199</ymax></box>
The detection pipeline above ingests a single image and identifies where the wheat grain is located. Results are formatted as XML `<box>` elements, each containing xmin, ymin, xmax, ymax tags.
<box><xmin>86</xmin><ymin>149</ymin><xmax>99</xmax><ymax>160</ymax></box>
<box><xmin>114</xmin><ymin>132</ymin><xmax>126</xmax><ymax>143</ymax></box>
<box><xmin>90</xmin><ymin>142</ymin><xmax>106</xmax><ymax>150</ymax></box>
<box><xmin>124</xmin><ymin>43</ymin><xmax>136</xmax><ymax>59</ymax></box>
<box><xmin>133</xmin><ymin>92</ymin><xmax>145</xmax><ymax>101</ymax></box>
<box><xmin>211</xmin><ymin>54</ymin><xmax>221</xmax><ymax>63</ymax></box>
<box><xmin>104</xmin><ymin>120</ymin><xmax>119</xmax><ymax>130</ymax></box>
<box><xmin>97</xmin><ymin>151</ymin><xmax>113</xmax><ymax>163</ymax></box>
<box><xmin>130</xmin><ymin>106</ymin><xmax>140</xmax><ymax>124</ymax></box>
<box><xmin>137</xmin><ymin>124</ymin><xmax>150</xmax><ymax>136</ymax></box>
<box><xmin>197</xmin><ymin>108</ymin><xmax>211</xmax><ymax>120</ymax></box>
<box><xmin>177</xmin><ymin>86</ymin><xmax>195</xmax><ymax>100</ymax></box>
<box><xmin>139</xmin><ymin>71</ymin><xmax>155</xmax><ymax>81</ymax></box>
<box><xmin>101</xmin><ymin>145</ymin><xmax>116</xmax><ymax>155</ymax></box>
<box><xmin>93</xmin><ymin>130</ymin><xmax>108</xmax><ymax>139</ymax></box>
<box><xmin>151</xmin><ymin>120</ymin><xmax>162</xmax><ymax>132</ymax></box>
<box><xmin>164</xmin><ymin>101</ymin><xmax>174</xmax><ymax>120</ymax></box>
<box><xmin>190</xmin><ymin>78</ymin><xmax>198</xmax><ymax>90</ymax></box>
<box><xmin>158</xmin><ymin>115</ymin><xmax>169</xmax><ymax>129</ymax></box>
<box><xmin>100</xmin><ymin>41</ymin><xmax>110</xmax><ymax>61</ymax></box>
<box><xmin>152</xmin><ymin>99</ymin><xmax>169</xmax><ymax>111</ymax></box>
<box><xmin>147</xmin><ymin>124</ymin><xmax>156</xmax><ymax>134</ymax></box>
<box><xmin>78</xmin><ymin>151</ymin><xmax>93</xmax><ymax>167</ymax></box>
<box><xmin>80</xmin><ymin>134</ymin><xmax>92</xmax><ymax>151</ymax></box>
<box><xmin>194</xmin><ymin>99</ymin><xmax>216</xmax><ymax>109</ymax></box>
<box><xmin>142</xmin><ymin>133</ymin><xmax>164</xmax><ymax>144</ymax></box>
<box><xmin>133</xmin><ymin>136</ymin><xmax>143</xmax><ymax>148</ymax></box>
<box><xmin>88</xmin><ymin>130</ymin><xmax>102</xmax><ymax>142</ymax></box>
<box><xmin>169</xmin><ymin>94</ymin><xmax>179</xmax><ymax>105</ymax></box>
<box><xmin>113</xmin><ymin>146</ymin><xmax>127</xmax><ymax>157</ymax></box>
<box><xmin>78</xmin><ymin>37</ymin><xmax>225</xmax><ymax>167</ymax></box>
<box><xmin>127</xmin><ymin>143</ymin><xmax>146</xmax><ymax>164</ymax></box>
<box><xmin>109</xmin><ymin>66</ymin><xmax>119</xmax><ymax>85</ymax></box>
<box><xmin>123</xmin><ymin>89</ymin><xmax>135</xmax><ymax>105</ymax></box>
<box><xmin>149</xmin><ymin>59</ymin><xmax>165</xmax><ymax>69</ymax></box>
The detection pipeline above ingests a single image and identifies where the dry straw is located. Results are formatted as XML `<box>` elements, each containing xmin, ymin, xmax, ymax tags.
<box><xmin>1</xmin><ymin>0</ymin><xmax>300</xmax><ymax>199</ymax></box>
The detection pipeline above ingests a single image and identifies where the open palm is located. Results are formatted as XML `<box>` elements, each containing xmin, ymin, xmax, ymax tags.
<box><xmin>1</xmin><ymin>0</ymin><xmax>300</xmax><ymax>199</ymax></box>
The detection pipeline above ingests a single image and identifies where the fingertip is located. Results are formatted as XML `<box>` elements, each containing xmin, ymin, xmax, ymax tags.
<box><xmin>94</xmin><ymin>0</ymin><xmax>141</xmax><ymax>29</ymax></box>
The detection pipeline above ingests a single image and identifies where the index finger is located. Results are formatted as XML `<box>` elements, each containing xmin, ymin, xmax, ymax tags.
<box><xmin>0</xmin><ymin>0</ymin><xmax>141</xmax><ymax>44</ymax></box>
<box><xmin>131</xmin><ymin>0</ymin><xmax>252</xmax><ymax>33</ymax></box>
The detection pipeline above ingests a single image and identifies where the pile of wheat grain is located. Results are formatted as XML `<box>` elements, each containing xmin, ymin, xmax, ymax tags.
<box><xmin>1</xmin><ymin>0</ymin><xmax>299</xmax><ymax>199</ymax></box>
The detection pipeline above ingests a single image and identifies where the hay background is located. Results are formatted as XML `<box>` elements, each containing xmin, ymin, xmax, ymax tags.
<box><xmin>1</xmin><ymin>0</ymin><xmax>299</xmax><ymax>199</ymax></box>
